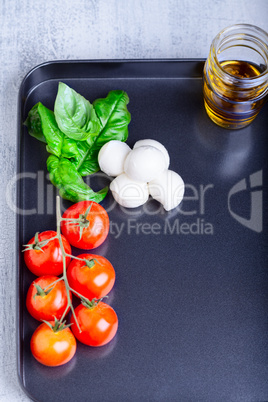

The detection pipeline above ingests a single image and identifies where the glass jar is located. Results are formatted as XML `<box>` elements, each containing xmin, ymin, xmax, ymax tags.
<box><xmin>203</xmin><ymin>24</ymin><xmax>268</xmax><ymax>129</ymax></box>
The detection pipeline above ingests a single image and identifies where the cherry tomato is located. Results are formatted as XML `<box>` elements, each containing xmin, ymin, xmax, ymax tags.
<box><xmin>24</xmin><ymin>230</ymin><xmax>71</xmax><ymax>276</ymax></box>
<box><xmin>67</xmin><ymin>254</ymin><xmax>115</xmax><ymax>300</ymax></box>
<box><xmin>71</xmin><ymin>301</ymin><xmax>118</xmax><ymax>347</ymax></box>
<box><xmin>26</xmin><ymin>275</ymin><xmax>71</xmax><ymax>321</ymax></box>
<box><xmin>31</xmin><ymin>322</ymin><xmax>77</xmax><ymax>366</ymax></box>
<box><xmin>61</xmin><ymin>201</ymin><xmax>109</xmax><ymax>250</ymax></box>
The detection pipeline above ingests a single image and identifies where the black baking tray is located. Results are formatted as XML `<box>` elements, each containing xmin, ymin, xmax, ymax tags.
<box><xmin>17</xmin><ymin>60</ymin><xmax>268</xmax><ymax>402</ymax></box>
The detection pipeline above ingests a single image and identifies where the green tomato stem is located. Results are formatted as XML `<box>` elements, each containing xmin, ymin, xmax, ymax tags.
<box><xmin>61</xmin><ymin>217</ymin><xmax>82</xmax><ymax>222</ymax></box>
<box><xmin>68</xmin><ymin>286</ymin><xmax>89</xmax><ymax>301</ymax></box>
<box><xmin>42</xmin><ymin>276</ymin><xmax>64</xmax><ymax>291</ymax></box>
<box><xmin>59</xmin><ymin>303</ymin><xmax>71</xmax><ymax>324</ymax></box>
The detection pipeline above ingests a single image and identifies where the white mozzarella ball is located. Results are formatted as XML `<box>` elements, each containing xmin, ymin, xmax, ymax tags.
<box><xmin>148</xmin><ymin>170</ymin><xmax>185</xmax><ymax>211</ymax></box>
<box><xmin>124</xmin><ymin>146</ymin><xmax>166</xmax><ymax>182</ymax></box>
<box><xmin>133</xmin><ymin>139</ymin><xmax>170</xmax><ymax>169</ymax></box>
<box><xmin>110</xmin><ymin>173</ymin><xmax>149</xmax><ymax>208</ymax></box>
<box><xmin>98</xmin><ymin>140</ymin><xmax>131</xmax><ymax>177</ymax></box>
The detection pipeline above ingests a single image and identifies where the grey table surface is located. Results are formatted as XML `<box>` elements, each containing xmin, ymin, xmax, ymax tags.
<box><xmin>1</xmin><ymin>0</ymin><xmax>267</xmax><ymax>401</ymax></box>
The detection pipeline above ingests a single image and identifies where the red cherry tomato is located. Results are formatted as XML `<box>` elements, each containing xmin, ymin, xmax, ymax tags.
<box><xmin>26</xmin><ymin>275</ymin><xmax>71</xmax><ymax>321</ymax></box>
<box><xmin>61</xmin><ymin>201</ymin><xmax>109</xmax><ymax>250</ymax></box>
<box><xmin>71</xmin><ymin>301</ymin><xmax>118</xmax><ymax>347</ymax></box>
<box><xmin>67</xmin><ymin>254</ymin><xmax>115</xmax><ymax>300</ymax></box>
<box><xmin>31</xmin><ymin>322</ymin><xmax>76</xmax><ymax>366</ymax></box>
<box><xmin>24</xmin><ymin>230</ymin><xmax>71</xmax><ymax>276</ymax></box>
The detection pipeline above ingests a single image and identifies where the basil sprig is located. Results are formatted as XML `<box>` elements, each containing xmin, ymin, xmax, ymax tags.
<box><xmin>24</xmin><ymin>83</ymin><xmax>131</xmax><ymax>203</ymax></box>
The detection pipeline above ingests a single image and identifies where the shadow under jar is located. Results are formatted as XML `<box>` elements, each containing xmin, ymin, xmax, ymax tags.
<box><xmin>203</xmin><ymin>24</ymin><xmax>268</xmax><ymax>129</ymax></box>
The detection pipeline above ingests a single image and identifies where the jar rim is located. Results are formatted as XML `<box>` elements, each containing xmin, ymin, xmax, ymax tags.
<box><xmin>211</xmin><ymin>23</ymin><xmax>268</xmax><ymax>83</ymax></box>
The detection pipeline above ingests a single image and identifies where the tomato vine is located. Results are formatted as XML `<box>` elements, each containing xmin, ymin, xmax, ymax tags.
<box><xmin>24</xmin><ymin>196</ymin><xmax>104</xmax><ymax>332</ymax></box>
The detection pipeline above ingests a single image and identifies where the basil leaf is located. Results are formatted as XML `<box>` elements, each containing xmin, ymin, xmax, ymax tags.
<box><xmin>47</xmin><ymin>155</ymin><xmax>108</xmax><ymax>203</ymax></box>
<box><xmin>93</xmin><ymin>90</ymin><xmax>131</xmax><ymax>142</ymax></box>
<box><xmin>54</xmin><ymin>82</ymin><xmax>101</xmax><ymax>141</ymax></box>
<box><xmin>61</xmin><ymin>137</ymin><xmax>79</xmax><ymax>159</ymax></box>
<box><xmin>71</xmin><ymin>141</ymin><xmax>100</xmax><ymax>176</ymax></box>
<box><xmin>24</xmin><ymin>85</ymin><xmax>131</xmax><ymax>204</ymax></box>
<box><xmin>37</xmin><ymin>103</ymin><xmax>65</xmax><ymax>157</ymax></box>
<box><xmin>72</xmin><ymin>90</ymin><xmax>131</xmax><ymax>176</ymax></box>
<box><xmin>26</xmin><ymin>102</ymin><xmax>79</xmax><ymax>158</ymax></box>
<box><xmin>24</xmin><ymin>103</ymin><xmax>46</xmax><ymax>143</ymax></box>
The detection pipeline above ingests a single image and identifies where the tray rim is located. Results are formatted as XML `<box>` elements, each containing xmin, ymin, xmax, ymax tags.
<box><xmin>20</xmin><ymin>57</ymin><xmax>206</xmax><ymax>84</ymax></box>
<box><xmin>18</xmin><ymin>58</ymin><xmax>206</xmax><ymax>102</ymax></box>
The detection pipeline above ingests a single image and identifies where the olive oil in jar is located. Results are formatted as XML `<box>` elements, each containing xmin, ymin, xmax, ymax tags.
<box><xmin>220</xmin><ymin>60</ymin><xmax>262</xmax><ymax>79</ymax></box>
<box><xmin>203</xmin><ymin>24</ymin><xmax>268</xmax><ymax>129</ymax></box>
<box><xmin>203</xmin><ymin>60</ymin><xmax>267</xmax><ymax>129</ymax></box>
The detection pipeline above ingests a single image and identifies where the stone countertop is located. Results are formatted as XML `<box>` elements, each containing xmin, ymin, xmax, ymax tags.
<box><xmin>1</xmin><ymin>0</ymin><xmax>267</xmax><ymax>400</ymax></box>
